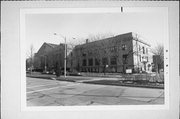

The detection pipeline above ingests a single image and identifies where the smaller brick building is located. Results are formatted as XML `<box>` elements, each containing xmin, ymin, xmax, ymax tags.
<box><xmin>33</xmin><ymin>42</ymin><xmax>65</xmax><ymax>72</ymax></box>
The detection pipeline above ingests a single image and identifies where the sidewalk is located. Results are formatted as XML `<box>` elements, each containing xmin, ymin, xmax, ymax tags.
<box><xmin>57</xmin><ymin>76</ymin><xmax>120</xmax><ymax>83</ymax></box>
<box><xmin>26</xmin><ymin>73</ymin><xmax>56</xmax><ymax>79</ymax></box>
<box><xmin>26</xmin><ymin>73</ymin><xmax>164</xmax><ymax>89</ymax></box>
<box><xmin>80</xmin><ymin>72</ymin><xmax>123</xmax><ymax>78</ymax></box>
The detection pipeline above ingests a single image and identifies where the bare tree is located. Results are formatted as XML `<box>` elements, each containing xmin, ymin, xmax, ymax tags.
<box><xmin>26</xmin><ymin>44</ymin><xmax>35</xmax><ymax>74</ymax></box>
<box><xmin>67</xmin><ymin>42</ymin><xmax>76</xmax><ymax>55</ymax></box>
<box><xmin>151</xmin><ymin>44</ymin><xmax>164</xmax><ymax>60</ymax></box>
<box><xmin>151</xmin><ymin>43</ymin><xmax>164</xmax><ymax>72</ymax></box>
<box><xmin>87</xmin><ymin>32</ymin><xmax>115</xmax><ymax>42</ymax></box>
<box><xmin>81</xmin><ymin>33</ymin><xmax>115</xmax><ymax>73</ymax></box>
<box><xmin>66</xmin><ymin>40</ymin><xmax>82</xmax><ymax>72</ymax></box>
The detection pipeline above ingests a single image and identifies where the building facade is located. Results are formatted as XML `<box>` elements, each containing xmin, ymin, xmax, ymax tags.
<box><xmin>69</xmin><ymin>32</ymin><xmax>152</xmax><ymax>73</ymax></box>
<box><xmin>33</xmin><ymin>42</ymin><xmax>65</xmax><ymax>72</ymax></box>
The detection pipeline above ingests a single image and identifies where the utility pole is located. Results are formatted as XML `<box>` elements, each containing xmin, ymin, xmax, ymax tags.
<box><xmin>44</xmin><ymin>55</ymin><xmax>47</xmax><ymax>72</ymax></box>
<box><xmin>64</xmin><ymin>37</ymin><xmax>67</xmax><ymax>78</ymax></box>
<box><xmin>136</xmin><ymin>34</ymin><xmax>139</xmax><ymax>73</ymax></box>
<box><xmin>54</xmin><ymin>33</ymin><xmax>67</xmax><ymax>78</ymax></box>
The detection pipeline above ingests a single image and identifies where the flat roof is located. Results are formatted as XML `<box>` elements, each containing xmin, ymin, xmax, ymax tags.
<box><xmin>75</xmin><ymin>32</ymin><xmax>151</xmax><ymax>49</ymax></box>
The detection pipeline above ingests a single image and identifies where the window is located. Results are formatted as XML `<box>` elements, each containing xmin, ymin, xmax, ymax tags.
<box><xmin>80</xmin><ymin>47</ymin><xmax>83</xmax><ymax>51</ymax></box>
<box><xmin>110</xmin><ymin>57</ymin><xmax>117</xmax><ymax>65</ymax></box>
<box><xmin>115</xmin><ymin>46</ymin><xmax>117</xmax><ymax>52</ymax></box>
<box><xmin>82</xmin><ymin>53</ymin><xmax>86</xmax><ymax>57</ymax></box>
<box><xmin>82</xmin><ymin>59</ymin><xmax>86</xmax><ymax>66</ymax></box>
<box><xmin>88</xmin><ymin>58</ymin><xmax>93</xmax><ymax>66</ymax></box>
<box><xmin>142</xmin><ymin>47</ymin><xmax>145</xmax><ymax>54</ymax></box>
<box><xmin>122</xmin><ymin>44</ymin><xmax>126</xmax><ymax>50</ymax></box>
<box><xmin>122</xmin><ymin>54</ymin><xmax>128</xmax><ymax>64</ymax></box>
<box><xmin>95</xmin><ymin>58</ymin><xmax>100</xmax><ymax>66</ymax></box>
<box><xmin>102</xmin><ymin>57</ymin><xmax>108</xmax><ymax>65</ymax></box>
<box><xmin>110</xmin><ymin>46</ymin><xmax>117</xmax><ymax>52</ymax></box>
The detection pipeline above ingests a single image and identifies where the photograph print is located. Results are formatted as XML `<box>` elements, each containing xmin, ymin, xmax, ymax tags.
<box><xmin>25</xmin><ymin>8</ymin><xmax>167</xmax><ymax>106</ymax></box>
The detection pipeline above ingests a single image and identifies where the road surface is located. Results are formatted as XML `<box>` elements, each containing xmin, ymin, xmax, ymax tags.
<box><xmin>27</xmin><ymin>77</ymin><xmax>164</xmax><ymax>106</ymax></box>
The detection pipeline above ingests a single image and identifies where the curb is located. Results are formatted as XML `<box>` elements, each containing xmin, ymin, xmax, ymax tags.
<box><xmin>83</xmin><ymin>81</ymin><xmax>164</xmax><ymax>89</ymax></box>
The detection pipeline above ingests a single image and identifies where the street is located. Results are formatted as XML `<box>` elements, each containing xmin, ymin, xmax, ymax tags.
<box><xmin>27</xmin><ymin>77</ymin><xmax>164</xmax><ymax>106</ymax></box>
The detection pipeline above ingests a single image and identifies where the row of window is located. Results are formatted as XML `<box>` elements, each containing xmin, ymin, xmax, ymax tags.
<box><xmin>81</xmin><ymin>44</ymin><xmax>127</xmax><ymax>57</ymax></box>
<box><xmin>80</xmin><ymin>45</ymin><xmax>148</xmax><ymax>57</ymax></box>
<box><xmin>80</xmin><ymin>67</ymin><xmax>118</xmax><ymax>73</ymax></box>
<box><xmin>81</xmin><ymin>55</ymin><xmax>148</xmax><ymax>66</ymax></box>
<box><xmin>139</xmin><ymin>45</ymin><xmax>148</xmax><ymax>54</ymax></box>
<box><xmin>76</xmin><ymin>43</ymin><xmax>149</xmax><ymax>57</ymax></box>
<box><xmin>82</xmin><ymin>57</ymin><xmax>118</xmax><ymax>66</ymax></box>
<box><xmin>81</xmin><ymin>67</ymin><xmax>100</xmax><ymax>73</ymax></box>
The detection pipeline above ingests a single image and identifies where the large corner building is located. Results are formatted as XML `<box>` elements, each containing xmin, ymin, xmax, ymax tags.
<box><xmin>69</xmin><ymin>32</ymin><xmax>152</xmax><ymax>73</ymax></box>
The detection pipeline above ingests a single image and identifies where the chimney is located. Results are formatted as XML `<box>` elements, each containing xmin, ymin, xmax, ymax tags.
<box><xmin>86</xmin><ymin>39</ymin><xmax>89</xmax><ymax>43</ymax></box>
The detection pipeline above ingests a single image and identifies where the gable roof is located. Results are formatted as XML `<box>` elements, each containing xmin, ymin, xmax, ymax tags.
<box><xmin>36</xmin><ymin>42</ymin><xmax>58</xmax><ymax>56</ymax></box>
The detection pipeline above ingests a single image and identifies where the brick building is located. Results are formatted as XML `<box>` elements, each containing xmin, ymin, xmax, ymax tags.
<box><xmin>33</xmin><ymin>42</ymin><xmax>65</xmax><ymax>72</ymax></box>
<box><xmin>69</xmin><ymin>32</ymin><xmax>152</xmax><ymax>73</ymax></box>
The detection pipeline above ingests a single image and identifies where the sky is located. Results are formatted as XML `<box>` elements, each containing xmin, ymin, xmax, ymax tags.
<box><xmin>26</xmin><ymin>9</ymin><xmax>168</xmax><ymax>55</ymax></box>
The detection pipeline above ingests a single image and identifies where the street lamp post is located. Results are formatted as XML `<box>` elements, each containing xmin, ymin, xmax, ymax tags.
<box><xmin>64</xmin><ymin>37</ymin><xmax>67</xmax><ymax>78</ymax></box>
<box><xmin>44</xmin><ymin>55</ymin><xmax>47</xmax><ymax>72</ymax></box>
<box><xmin>54</xmin><ymin>33</ymin><xmax>67</xmax><ymax>78</ymax></box>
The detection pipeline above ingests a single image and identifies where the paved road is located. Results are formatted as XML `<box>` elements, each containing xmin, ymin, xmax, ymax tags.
<box><xmin>27</xmin><ymin>77</ymin><xmax>164</xmax><ymax>106</ymax></box>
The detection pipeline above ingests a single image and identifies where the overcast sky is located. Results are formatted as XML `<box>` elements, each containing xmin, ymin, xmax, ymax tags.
<box><xmin>26</xmin><ymin>10</ymin><xmax>168</xmax><ymax>54</ymax></box>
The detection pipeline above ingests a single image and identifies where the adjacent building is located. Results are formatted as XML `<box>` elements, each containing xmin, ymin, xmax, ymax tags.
<box><xmin>69</xmin><ymin>32</ymin><xmax>152</xmax><ymax>73</ymax></box>
<box><xmin>33</xmin><ymin>42</ymin><xmax>65</xmax><ymax>72</ymax></box>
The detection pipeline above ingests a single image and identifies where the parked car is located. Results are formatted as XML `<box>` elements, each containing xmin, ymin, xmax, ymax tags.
<box><xmin>69</xmin><ymin>72</ymin><xmax>82</xmax><ymax>76</ymax></box>
<box><xmin>49</xmin><ymin>70</ymin><xmax>56</xmax><ymax>75</ymax></box>
<box><xmin>41</xmin><ymin>71</ymin><xmax>49</xmax><ymax>74</ymax></box>
<box><xmin>61</xmin><ymin>71</ymin><xmax>81</xmax><ymax>76</ymax></box>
